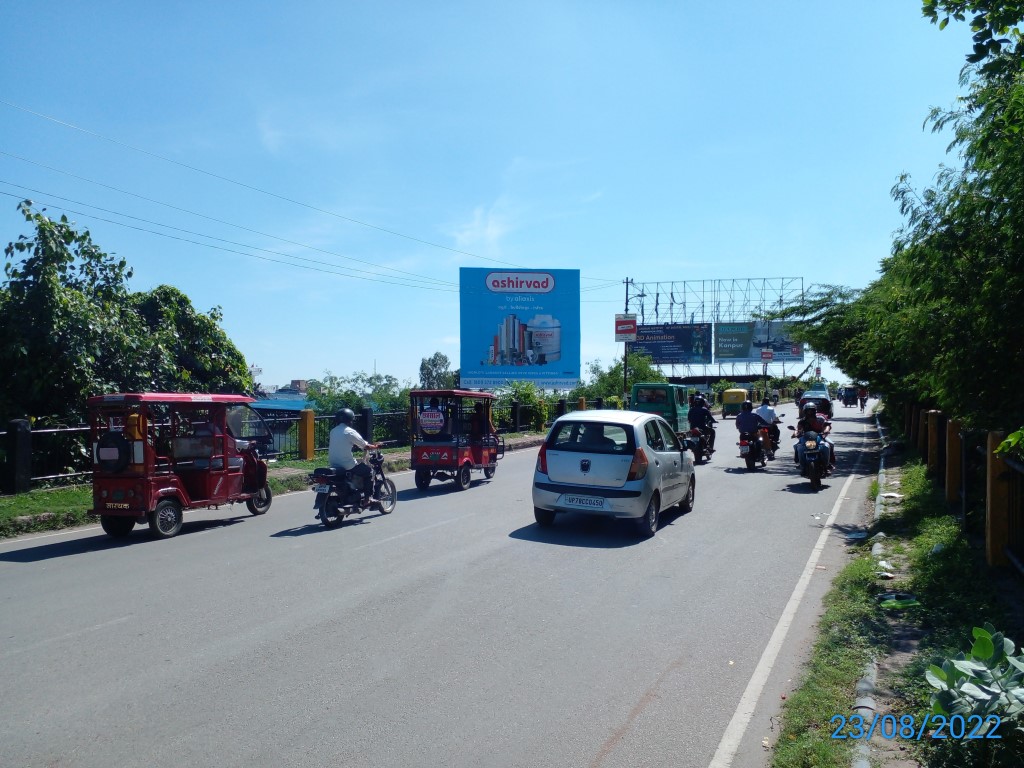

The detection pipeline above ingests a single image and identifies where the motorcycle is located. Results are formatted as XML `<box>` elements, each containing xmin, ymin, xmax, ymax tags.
<box><xmin>687</xmin><ymin>426</ymin><xmax>715</xmax><ymax>464</ymax></box>
<box><xmin>738</xmin><ymin>428</ymin><xmax>768</xmax><ymax>470</ymax></box>
<box><xmin>308</xmin><ymin>450</ymin><xmax>397</xmax><ymax>528</ymax></box>
<box><xmin>788</xmin><ymin>426</ymin><xmax>830</xmax><ymax>490</ymax></box>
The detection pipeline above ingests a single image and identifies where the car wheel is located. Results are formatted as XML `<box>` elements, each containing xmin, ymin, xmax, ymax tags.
<box><xmin>534</xmin><ymin>506</ymin><xmax>555</xmax><ymax>527</ymax></box>
<box><xmin>679</xmin><ymin>477</ymin><xmax>695</xmax><ymax>514</ymax></box>
<box><xmin>635</xmin><ymin>494</ymin><xmax>659</xmax><ymax>538</ymax></box>
<box><xmin>414</xmin><ymin>469</ymin><xmax>431</xmax><ymax>491</ymax></box>
<box><xmin>148</xmin><ymin>499</ymin><xmax>182</xmax><ymax>539</ymax></box>
<box><xmin>456</xmin><ymin>464</ymin><xmax>472</xmax><ymax>491</ymax></box>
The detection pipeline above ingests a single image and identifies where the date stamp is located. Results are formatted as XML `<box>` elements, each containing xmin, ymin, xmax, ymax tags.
<box><xmin>830</xmin><ymin>713</ymin><xmax>1003</xmax><ymax>740</ymax></box>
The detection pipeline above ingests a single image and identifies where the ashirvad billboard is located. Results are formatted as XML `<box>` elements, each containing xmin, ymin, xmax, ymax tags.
<box><xmin>459</xmin><ymin>268</ymin><xmax>581</xmax><ymax>390</ymax></box>
<box><xmin>713</xmin><ymin>321</ymin><xmax>804</xmax><ymax>362</ymax></box>
<box><xmin>627</xmin><ymin>323</ymin><xmax>712</xmax><ymax>364</ymax></box>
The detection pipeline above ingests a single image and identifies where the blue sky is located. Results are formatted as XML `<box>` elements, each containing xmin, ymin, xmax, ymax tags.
<box><xmin>0</xmin><ymin>2</ymin><xmax>975</xmax><ymax>389</ymax></box>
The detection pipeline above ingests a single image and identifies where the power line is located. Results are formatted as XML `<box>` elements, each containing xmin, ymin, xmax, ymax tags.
<box><xmin>0</xmin><ymin>100</ymin><xmax>621</xmax><ymax>284</ymax></box>
<box><xmin>0</xmin><ymin>181</ymin><xmax>452</xmax><ymax>289</ymax></box>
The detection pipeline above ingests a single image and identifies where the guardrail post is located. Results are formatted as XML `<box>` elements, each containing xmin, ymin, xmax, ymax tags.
<box><xmin>906</xmin><ymin>404</ymin><xmax>916</xmax><ymax>444</ymax></box>
<box><xmin>298</xmin><ymin>410</ymin><xmax>316</xmax><ymax>461</ymax></box>
<box><xmin>578</xmin><ymin>396</ymin><xmax>586</xmax><ymax>411</ymax></box>
<box><xmin>987</xmin><ymin>431</ymin><xmax>1010</xmax><ymax>567</ymax></box>
<box><xmin>2</xmin><ymin>419</ymin><xmax>32</xmax><ymax>494</ymax></box>
<box><xmin>946</xmin><ymin>419</ymin><xmax>962</xmax><ymax>505</ymax></box>
<box><xmin>927</xmin><ymin>410</ymin><xmax>942</xmax><ymax>475</ymax></box>
<box><xmin>556</xmin><ymin>399</ymin><xmax>566</xmax><ymax>418</ymax></box>
<box><xmin>917</xmin><ymin>408</ymin><xmax>929</xmax><ymax>457</ymax></box>
<box><xmin>510</xmin><ymin>401</ymin><xmax>520</xmax><ymax>432</ymax></box>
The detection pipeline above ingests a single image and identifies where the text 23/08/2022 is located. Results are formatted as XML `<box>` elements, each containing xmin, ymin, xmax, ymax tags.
<box><xmin>829</xmin><ymin>713</ymin><xmax>1002</xmax><ymax>741</ymax></box>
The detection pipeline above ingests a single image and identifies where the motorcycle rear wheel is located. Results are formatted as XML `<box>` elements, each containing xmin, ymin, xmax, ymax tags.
<box><xmin>321</xmin><ymin>497</ymin><xmax>344</xmax><ymax>528</ymax></box>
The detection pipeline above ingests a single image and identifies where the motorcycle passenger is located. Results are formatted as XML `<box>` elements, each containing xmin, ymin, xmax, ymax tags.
<box><xmin>794</xmin><ymin>402</ymin><xmax>835</xmax><ymax>472</ymax></box>
<box><xmin>328</xmin><ymin>408</ymin><xmax>380</xmax><ymax>505</ymax></box>
<box><xmin>754</xmin><ymin>397</ymin><xmax>782</xmax><ymax>447</ymax></box>
<box><xmin>687</xmin><ymin>395</ymin><xmax>717</xmax><ymax>453</ymax></box>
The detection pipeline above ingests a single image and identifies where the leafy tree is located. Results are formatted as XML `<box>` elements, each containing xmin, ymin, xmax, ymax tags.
<box><xmin>306</xmin><ymin>370</ymin><xmax>411</xmax><ymax>415</ymax></box>
<box><xmin>569</xmin><ymin>353</ymin><xmax>666</xmax><ymax>402</ymax></box>
<box><xmin>922</xmin><ymin>1</ymin><xmax>1024</xmax><ymax>65</ymax></box>
<box><xmin>1</xmin><ymin>202</ymin><xmax>253</xmax><ymax>422</ymax></box>
<box><xmin>419</xmin><ymin>352</ymin><xmax>458</xmax><ymax>389</ymax></box>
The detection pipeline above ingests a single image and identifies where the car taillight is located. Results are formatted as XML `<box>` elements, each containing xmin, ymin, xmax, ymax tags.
<box><xmin>536</xmin><ymin>444</ymin><xmax>548</xmax><ymax>474</ymax></box>
<box><xmin>626</xmin><ymin>448</ymin><xmax>648</xmax><ymax>480</ymax></box>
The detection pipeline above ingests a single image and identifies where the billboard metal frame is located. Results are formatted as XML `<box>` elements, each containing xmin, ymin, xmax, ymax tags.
<box><xmin>625</xmin><ymin>278</ymin><xmax>805</xmax><ymax>378</ymax></box>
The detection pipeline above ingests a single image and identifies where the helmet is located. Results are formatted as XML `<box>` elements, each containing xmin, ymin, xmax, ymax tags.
<box><xmin>336</xmin><ymin>408</ymin><xmax>355</xmax><ymax>425</ymax></box>
<box><xmin>802</xmin><ymin>402</ymin><xmax>817</xmax><ymax>415</ymax></box>
<box><xmin>762</xmin><ymin>397</ymin><xmax>771</xmax><ymax>406</ymax></box>
<box><xmin>742</xmin><ymin>400</ymin><xmax>753</xmax><ymax>412</ymax></box>
<box><xmin>693</xmin><ymin>396</ymin><xmax>705</xmax><ymax>407</ymax></box>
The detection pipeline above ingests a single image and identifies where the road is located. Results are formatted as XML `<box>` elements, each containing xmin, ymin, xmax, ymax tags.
<box><xmin>0</xmin><ymin>403</ymin><xmax>879</xmax><ymax>768</ymax></box>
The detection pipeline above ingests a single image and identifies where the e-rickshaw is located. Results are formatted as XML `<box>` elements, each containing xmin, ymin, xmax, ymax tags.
<box><xmin>630</xmin><ymin>382</ymin><xmax>692</xmax><ymax>437</ymax></box>
<box><xmin>721</xmin><ymin>388</ymin><xmax>749</xmax><ymax>419</ymax></box>
<box><xmin>87</xmin><ymin>393</ymin><xmax>276</xmax><ymax>539</ymax></box>
<box><xmin>410</xmin><ymin>389</ymin><xmax>505</xmax><ymax>491</ymax></box>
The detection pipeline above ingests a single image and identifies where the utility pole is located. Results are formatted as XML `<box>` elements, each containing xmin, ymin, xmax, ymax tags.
<box><xmin>623</xmin><ymin>278</ymin><xmax>631</xmax><ymax>402</ymax></box>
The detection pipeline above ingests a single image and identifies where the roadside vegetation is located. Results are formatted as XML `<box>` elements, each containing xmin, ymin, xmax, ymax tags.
<box><xmin>772</xmin><ymin>406</ymin><xmax>1024</xmax><ymax>768</ymax></box>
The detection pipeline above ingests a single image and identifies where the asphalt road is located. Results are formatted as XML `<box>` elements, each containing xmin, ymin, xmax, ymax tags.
<box><xmin>0</xmin><ymin>402</ymin><xmax>880</xmax><ymax>768</ymax></box>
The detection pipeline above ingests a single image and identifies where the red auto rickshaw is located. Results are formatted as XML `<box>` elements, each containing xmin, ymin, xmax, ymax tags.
<box><xmin>409</xmin><ymin>389</ymin><xmax>505</xmax><ymax>491</ymax></box>
<box><xmin>88</xmin><ymin>393</ymin><xmax>275</xmax><ymax>539</ymax></box>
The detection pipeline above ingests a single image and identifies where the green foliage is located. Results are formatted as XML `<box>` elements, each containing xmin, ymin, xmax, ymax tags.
<box><xmin>995</xmin><ymin>428</ymin><xmax>1024</xmax><ymax>461</ymax></box>
<box><xmin>926</xmin><ymin>623</ymin><xmax>1024</xmax><ymax>726</ymax></box>
<box><xmin>494</xmin><ymin>380</ymin><xmax>549</xmax><ymax>431</ymax></box>
<box><xmin>569</xmin><ymin>353</ymin><xmax>665</xmax><ymax>401</ymax></box>
<box><xmin>1</xmin><ymin>202</ymin><xmax>252</xmax><ymax>422</ymax></box>
<box><xmin>922</xmin><ymin>1</ymin><xmax>1024</xmax><ymax>66</ymax></box>
<box><xmin>306</xmin><ymin>370</ymin><xmax>411</xmax><ymax>415</ymax></box>
<box><xmin>418</xmin><ymin>351</ymin><xmax>458</xmax><ymax>389</ymax></box>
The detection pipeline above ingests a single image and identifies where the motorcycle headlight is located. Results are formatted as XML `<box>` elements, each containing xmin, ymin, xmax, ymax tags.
<box><xmin>805</xmin><ymin>440</ymin><xmax>818</xmax><ymax>450</ymax></box>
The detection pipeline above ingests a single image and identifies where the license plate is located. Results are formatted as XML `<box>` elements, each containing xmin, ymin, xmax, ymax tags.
<box><xmin>563</xmin><ymin>494</ymin><xmax>605</xmax><ymax>509</ymax></box>
<box><xmin>740</xmin><ymin>444</ymin><xmax>750</xmax><ymax>455</ymax></box>
<box><xmin>313</xmin><ymin>484</ymin><xmax>331</xmax><ymax>493</ymax></box>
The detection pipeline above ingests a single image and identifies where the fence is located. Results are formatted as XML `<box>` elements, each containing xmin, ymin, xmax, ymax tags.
<box><xmin>906</xmin><ymin>406</ymin><xmax>1024</xmax><ymax>576</ymax></box>
<box><xmin>0</xmin><ymin>398</ymin><xmax>619</xmax><ymax>493</ymax></box>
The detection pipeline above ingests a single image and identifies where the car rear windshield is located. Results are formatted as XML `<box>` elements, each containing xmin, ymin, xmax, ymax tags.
<box><xmin>547</xmin><ymin>422</ymin><xmax>634</xmax><ymax>455</ymax></box>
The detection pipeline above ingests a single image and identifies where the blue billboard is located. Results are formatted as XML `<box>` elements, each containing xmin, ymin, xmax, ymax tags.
<box><xmin>627</xmin><ymin>323</ymin><xmax>712</xmax><ymax>365</ymax></box>
<box><xmin>459</xmin><ymin>268</ymin><xmax>581</xmax><ymax>390</ymax></box>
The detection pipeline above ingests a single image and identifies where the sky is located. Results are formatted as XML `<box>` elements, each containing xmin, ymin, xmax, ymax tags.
<box><xmin>0</xmin><ymin>1</ymin><xmax>977</xmax><ymax>391</ymax></box>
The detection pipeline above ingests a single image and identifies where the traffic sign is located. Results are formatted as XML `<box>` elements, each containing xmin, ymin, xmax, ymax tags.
<box><xmin>615</xmin><ymin>314</ymin><xmax>638</xmax><ymax>342</ymax></box>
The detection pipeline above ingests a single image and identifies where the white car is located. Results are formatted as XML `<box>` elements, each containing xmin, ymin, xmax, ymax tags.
<box><xmin>532</xmin><ymin>410</ymin><xmax>697</xmax><ymax>538</ymax></box>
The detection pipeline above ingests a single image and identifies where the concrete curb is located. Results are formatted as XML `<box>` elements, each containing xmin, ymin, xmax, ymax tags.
<box><xmin>851</xmin><ymin>406</ymin><xmax>889</xmax><ymax>768</ymax></box>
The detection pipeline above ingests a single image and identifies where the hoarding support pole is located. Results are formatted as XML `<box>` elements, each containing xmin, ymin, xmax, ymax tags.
<box><xmin>623</xmin><ymin>278</ymin><xmax>631</xmax><ymax>403</ymax></box>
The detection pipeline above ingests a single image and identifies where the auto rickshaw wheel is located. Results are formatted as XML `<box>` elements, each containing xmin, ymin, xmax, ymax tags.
<box><xmin>100</xmin><ymin>514</ymin><xmax>136</xmax><ymax>538</ymax></box>
<box><xmin>246</xmin><ymin>483</ymin><xmax>272</xmax><ymax>515</ymax></box>
<box><xmin>414</xmin><ymin>468</ymin><xmax>431</xmax><ymax>491</ymax></box>
<box><xmin>148</xmin><ymin>499</ymin><xmax>183</xmax><ymax>539</ymax></box>
<box><xmin>456</xmin><ymin>464</ymin><xmax>472</xmax><ymax>491</ymax></box>
<box><xmin>484</xmin><ymin>465</ymin><xmax>496</xmax><ymax>479</ymax></box>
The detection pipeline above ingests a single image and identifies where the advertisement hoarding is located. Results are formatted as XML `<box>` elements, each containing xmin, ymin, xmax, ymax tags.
<box><xmin>459</xmin><ymin>268</ymin><xmax>581</xmax><ymax>390</ymax></box>
<box><xmin>714</xmin><ymin>321</ymin><xmax>804</xmax><ymax>363</ymax></box>
<box><xmin>626</xmin><ymin>323</ymin><xmax>712</xmax><ymax>365</ymax></box>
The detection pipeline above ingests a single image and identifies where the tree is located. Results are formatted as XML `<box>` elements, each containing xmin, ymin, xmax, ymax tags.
<box><xmin>922</xmin><ymin>1</ymin><xmax>1024</xmax><ymax>65</ymax></box>
<box><xmin>1</xmin><ymin>202</ymin><xmax>252</xmax><ymax>422</ymax></box>
<box><xmin>419</xmin><ymin>352</ymin><xmax>458</xmax><ymax>389</ymax></box>
<box><xmin>569</xmin><ymin>353</ymin><xmax>666</xmax><ymax>402</ymax></box>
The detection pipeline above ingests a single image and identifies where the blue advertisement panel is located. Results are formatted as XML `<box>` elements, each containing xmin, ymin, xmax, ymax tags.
<box><xmin>459</xmin><ymin>268</ymin><xmax>581</xmax><ymax>390</ymax></box>
<box><xmin>714</xmin><ymin>321</ymin><xmax>804</xmax><ymax>362</ymax></box>
<box><xmin>626</xmin><ymin>323</ymin><xmax>712</xmax><ymax>365</ymax></box>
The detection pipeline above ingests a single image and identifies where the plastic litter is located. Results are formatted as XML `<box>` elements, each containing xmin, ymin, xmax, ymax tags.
<box><xmin>876</xmin><ymin>591</ymin><xmax>920</xmax><ymax>609</ymax></box>
<box><xmin>877</xmin><ymin>560</ymin><xmax>895</xmax><ymax>570</ymax></box>
<box><xmin>876</xmin><ymin>572</ymin><xmax>895</xmax><ymax>580</ymax></box>
<box><xmin>845</xmin><ymin>531</ymin><xmax>869</xmax><ymax>542</ymax></box>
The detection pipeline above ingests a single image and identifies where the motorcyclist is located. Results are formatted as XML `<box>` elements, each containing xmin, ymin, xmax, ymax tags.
<box><xmin>794</xmin><ymin>402</ymin><xmax>835</xmax><ymax>472</ymax></box>
<box><xmin>754</xmin><ymin>397</ymin><xmax>782</xmax><ymax>447</ymax></box>
<box><xmin>857</xmin><ymin>386</ymin><xmax>869</xmax><ymax>411</ymax></box>
<box><xmin>687</xmin><ymin>395</ymin><xmax>717</xmax><ymax>453</ymax></box>
<box><xmin>328</xmin><ymin>408</ymin><xmax>380</xmax><ymax>504</ymax></box>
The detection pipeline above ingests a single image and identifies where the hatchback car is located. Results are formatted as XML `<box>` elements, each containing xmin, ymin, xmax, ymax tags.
<box><xmin>799</xmin><ymin>389</ymin><xmax>834</xmax><ymax>419</ymax></box>
<box><xmin>532</xmin><ymin>410</ymin><xmax>696</xmax><ymax>537</ymax></box>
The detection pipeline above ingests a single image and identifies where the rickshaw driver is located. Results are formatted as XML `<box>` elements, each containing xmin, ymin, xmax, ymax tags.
<box><xmin>329</xmin><ymin>408</ymin><xmax>381</xmax><ymax>504</ymax></box>
<box><xmin>469</xmin><ymin>402</ymin><xmax>496</xmax><ymax>442</ymax></box>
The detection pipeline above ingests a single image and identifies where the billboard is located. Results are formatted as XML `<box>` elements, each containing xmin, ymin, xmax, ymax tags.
<box><xmin>626</xmin><ymin>323</ymin><xmax>712</xmax><ymax>365</ymax></box>
<box><xmin>459</xmin><ymin>268</ymin><xmax>581</xmax><ymax>390</ymax></box>
<box><xmin>713</xmin><ymin>321</ymin><xmax>804</xmax><ymax>362</ymax></box>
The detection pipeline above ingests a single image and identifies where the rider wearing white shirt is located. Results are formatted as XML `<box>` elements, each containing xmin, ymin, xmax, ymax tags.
<box><xmin>754</xmin><ymin>398</ymin><xmax>781</xmax><ymax>445</ymax></box>
<box><xmin>328</xmin><ymin>408</ymin><xmax>379</xmax><ymax>503</ymax></box>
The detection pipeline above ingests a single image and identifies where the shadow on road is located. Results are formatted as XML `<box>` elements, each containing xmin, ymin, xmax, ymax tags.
<box><xmin>509</xmin><ymin>507</ymin><xmax>691</xmax><ymax>549</ymax></box>
<box><xmin>0</xmin><ymin>517</ymin><xmax>247</xmax><ymax>563</ymax></box>
<box><xmin>271</xmin><ymin>510</ymin><xmax>388</xmax><ymax>538</ymax></box>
